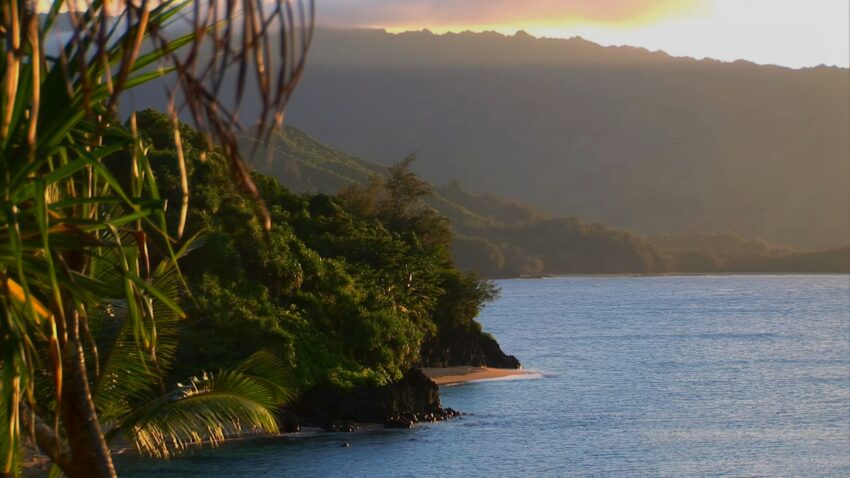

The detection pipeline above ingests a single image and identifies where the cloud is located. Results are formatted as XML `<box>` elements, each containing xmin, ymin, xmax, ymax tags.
<box><xmin>317</xmin><ymin>0</ymin><xmax>703</xmax><ymax>28</ymax></box>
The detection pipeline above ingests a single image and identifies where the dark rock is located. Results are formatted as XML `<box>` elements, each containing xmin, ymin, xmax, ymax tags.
<box><xmin>420</xmin><ymin>325</ymin><xmax>522</xmax><ymax>369</ymax></box>
<box><xmin>385</xmin><ymin>416</ymin><xmax>413</xmax><ymax>429</ymax></box>
<box><xmin>324</xmin><ymin>420</ymin><xmax>358</xmax><ymax>433</ymax></box>
<box><xmin>277</xmin><ymin>408</ymin><xmax>301</xmax><ymax>433</ymax></box>
<box><xmin>282</xmin><ymin>310</ymin><xmax>519</xmax><ymax>431</ymax></box>
<box><xmin>293</xmin><ymin>369</ymin><xmax>450</xmax><ymax>429</ymax></box>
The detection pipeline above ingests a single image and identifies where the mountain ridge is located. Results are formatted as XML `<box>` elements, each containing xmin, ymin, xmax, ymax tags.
<box><xmin>280</xmin><ymin>28</ymin><xmax>849</xmax><ymax>250</ymax></box>
<box><xmin>121</xmin><ymin>27</ymin><xmax>850</xmax><ymax>250</ymax></box>
<box><xmin>309</xmin><ymin>28</ymin><xmax>848</xmax><ymax>71</ymax></box>
<box><xmin>241</xmin><ymin>122</ymin><xmax>849</xmax><ymax>277</ymax></box>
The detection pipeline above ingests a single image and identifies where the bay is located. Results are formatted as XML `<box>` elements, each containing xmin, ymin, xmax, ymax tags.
<box><xmin>118</xmin><ymin>275</ymin><xmax>850</xmax><ymax>477</ymax></box>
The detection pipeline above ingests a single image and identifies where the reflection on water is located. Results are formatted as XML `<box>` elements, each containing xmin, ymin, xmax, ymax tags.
<box><xmin>118</xmin><ymin>275</ymin><xmax>850</xmax><ymax>477</ymax></box>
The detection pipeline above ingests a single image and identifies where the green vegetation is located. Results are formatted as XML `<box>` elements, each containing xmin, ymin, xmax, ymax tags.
<box><xmin>133</xmin><ymin>110</ymin><xmax>503</xmax><ymax>392</ymax></box>
<box><xmin>0</xmin><ymin>1</ymin><xmax>312</xmax><ymax>476</ymax></box>
<box><xmin>238</xmin><ymin>125</ymin><xmax>850</xmax><ymax>277</ymax></box>
<box><xmin>88</xmin><ymin>244</ymin><xmax>291</xmax><ymax>460</ymax></box>
<box><xmin>3</xmin><ymin>4</ymin><xmax>515</xmax><ymax>477</ymax></box>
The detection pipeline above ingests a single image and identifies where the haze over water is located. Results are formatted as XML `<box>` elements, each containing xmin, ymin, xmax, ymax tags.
<box><xmin>118</xmin><ymin>275</ymin><xmax>850</xmax><ymax>477</ymax></box>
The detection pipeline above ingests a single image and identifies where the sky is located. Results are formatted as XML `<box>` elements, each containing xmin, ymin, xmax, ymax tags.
<box><xmin>316</xmin><ymin>0</ymin><xmax>850</xmax><ymax>69</ymax></box>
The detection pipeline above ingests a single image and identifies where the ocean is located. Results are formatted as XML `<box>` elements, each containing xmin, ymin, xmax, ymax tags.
<box><xmin>117</xmin><ymin>275</ymin><xmax>850</xmax><ymax>477</ymax></box>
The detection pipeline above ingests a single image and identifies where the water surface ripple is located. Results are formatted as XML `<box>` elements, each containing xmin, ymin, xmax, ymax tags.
<box><xmin>118</xmin><ymin>275</ymin><xmax>850</xmax><ymax>477</ymax></box>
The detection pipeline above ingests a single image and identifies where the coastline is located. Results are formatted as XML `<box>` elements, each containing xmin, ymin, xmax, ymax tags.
<box><xmin>420</xmin><ymin>366</ymin><xmax>531</xmax><ymax>386</ymax></box>
<box><xmin>489</xmin><ymin>271</ymin><xmax>850</xmax><ymax>280</ymax></box>
<box><xmin>22</xmin><ymin>368</ymin><xmax>528</xmax><ymax>474</ymax></box>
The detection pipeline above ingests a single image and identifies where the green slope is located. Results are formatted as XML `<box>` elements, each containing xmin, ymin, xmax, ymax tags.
<box><xmin>241</xmin><ymin>125</ymin><xmax>850</xmax><ymax>277</ymax></box>
<box><xmin>243</xmin><ymin>126</ymin><xmax>494</xmax><ymax>227</ymax></box>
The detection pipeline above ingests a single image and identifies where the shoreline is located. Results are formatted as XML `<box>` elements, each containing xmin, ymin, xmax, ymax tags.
<box><xmin>420</xmin><ymin>366</ymin><xmax>533</xmax><ymax>386</ymax></box>
<box><xmin>20</xmin><ymin>368</ymin><xmax>532</xmax><ymax>473</ymax></box>
<box><xmin>488</xmin><ymin>272</ymin><xmax>850</xmax><ymax>280</ymax></box>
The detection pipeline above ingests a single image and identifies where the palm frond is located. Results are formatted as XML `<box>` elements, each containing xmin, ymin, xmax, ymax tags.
<box><xmin>114</xmin><ymin>351</ymin><xmax>292</xmax><ymax>458</ymax></box>
<box><xmin>233</xmin><ymin>351</ymin><xmax>294</xmax><ymax>404</ymax></box>
<box><xmin>93</xmin><ymin>233</ymin><xmax>205</xmax><ymax>424</ymax></box>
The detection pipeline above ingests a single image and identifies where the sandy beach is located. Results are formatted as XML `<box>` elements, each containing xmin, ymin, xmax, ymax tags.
<box><xmin>420</xmin><ymin>366</ymin><xmax>530</xmax><ymax>385</ymax></box>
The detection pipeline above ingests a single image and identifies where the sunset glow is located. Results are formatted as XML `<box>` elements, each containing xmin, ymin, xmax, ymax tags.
<box><xmin>379</xmin><ymin>0</ymin><xmax>707</xmax><ymax>30</ymax></box>
<box><xmin>320</xmin><ymin>0</ymin><xmax>850</xmax><ymax>68</ymax></box>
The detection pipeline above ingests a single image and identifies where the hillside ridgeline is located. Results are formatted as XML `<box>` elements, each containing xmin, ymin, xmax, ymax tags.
<box><xmin>243</xmin><ymin>124</ymin><xmax>850</xmax><ymax>277</ymax></box>
<box><xmin>123</xmin><ymin>28</ymin><xmax>849</xmax><ymax>250</ymax></box>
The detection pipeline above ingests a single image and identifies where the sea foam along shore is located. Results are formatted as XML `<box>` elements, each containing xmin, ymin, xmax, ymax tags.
<box><xmin>420</xmin><ymin>366</ymin><xmax>538</xmax><ymax>386</ymax></box>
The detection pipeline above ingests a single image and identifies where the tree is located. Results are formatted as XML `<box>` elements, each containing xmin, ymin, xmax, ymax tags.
<box><xmin>338</xmin><ymin>155</ymin><xmax>452</xmax><ymax>248</ymax></box>
<box><xmin>0</xmin><ymin>0</ymin><xmax>312</xmax><ymax>476</ymax></box>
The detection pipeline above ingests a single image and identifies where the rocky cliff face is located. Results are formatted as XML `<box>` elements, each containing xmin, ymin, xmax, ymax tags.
<box><xmin>421</xmin><ymin>324</ymin><xmax>521</xmax><ymax>369</ymax></box>
<box><xmin>285</xmin><ymin>327</ymin><xmax>520</xmax><ymax>432</ymax></box>
<box><xmin>289</xmin><ymin>369</ymin><xmax>461</xmax><ymax>430</ymax></box>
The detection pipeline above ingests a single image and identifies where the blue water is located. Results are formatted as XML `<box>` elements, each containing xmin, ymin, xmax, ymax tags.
<box><xmin>118</xmin><ymin>275</ymin><xmax>850</xmax><ymax>477</ymax></box>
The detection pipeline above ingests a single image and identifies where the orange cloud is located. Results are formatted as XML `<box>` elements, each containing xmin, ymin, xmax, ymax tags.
<box><xmin>319</xmin><ymin>0</ymin><xmax>706</xmax><ymax>29</ymax></box>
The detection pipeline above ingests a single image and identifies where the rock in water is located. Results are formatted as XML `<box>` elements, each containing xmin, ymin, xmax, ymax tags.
<box><xmin>293</xmin><ymin>369</ymin><xmax>455</xmax><ymax>428</ymax></box>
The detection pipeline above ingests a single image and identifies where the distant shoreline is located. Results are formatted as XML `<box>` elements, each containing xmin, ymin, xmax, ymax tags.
<box><xmin>420</xmin><ymin>366</ymin><xmax>533</xmax><ymax>385</ymax></box>
<box><xmin>493</xmin><ymin>272</ymin><xmax>850</xmax><ymax>280</ymax></box>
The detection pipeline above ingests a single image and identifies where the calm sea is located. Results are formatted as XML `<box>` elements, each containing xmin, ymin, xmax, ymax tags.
<box><xmin>118</xmin><ymin>275</ymin><xmax>850</xmax><ymax>477</ymax></box>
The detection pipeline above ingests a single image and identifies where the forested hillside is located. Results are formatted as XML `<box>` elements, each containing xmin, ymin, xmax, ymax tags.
<box><xmin>120</xmin><ymin>110</ymin><xmax>518</xmax><ymax>394</ymax></box>
<box><xmin>123</xmin><ymin>28</ymin><xmax>849</xmax><ymax>250</ymax></box>
<box><xmin>241</xmin><ymin>123</ymin><xmax>850</xmax><ymax>277</ymax></box>
<box><xmin>276</xmin><ymin>29</ymin><xmax>849</xmax><ymax>251</ymax></box>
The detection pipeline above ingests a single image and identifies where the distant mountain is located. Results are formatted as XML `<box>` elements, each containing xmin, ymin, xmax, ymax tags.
<box><xmin>240</xmin><ymin>124</ymin><xmax>849</xmax><ymax>277</ymax></box>
<box><xmin>647</xmin><ymin>233</ymin><xmax>790</xmax><ymax>256</ymax></box>
<box><xmin>271</xmin><ymin>29</ymin><xmax>848</xmax><ymax>251</ymax></box>
<box><xmin>122</xmin><ymin>27</ymin><xmax>849</xmax><ymax>251</ymax></box>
